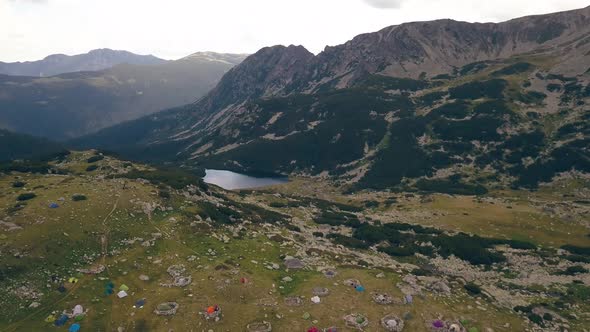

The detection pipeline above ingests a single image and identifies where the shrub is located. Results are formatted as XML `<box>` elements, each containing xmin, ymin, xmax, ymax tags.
<box><xmin>561</xmin><ymin>245</ymin><xmax>590</xmax><ymax>256</ymax></box>
<box><xmin>448</xmin><ymin>79</ymin><xmax>507</xmax><ymax>100</ymax></box>
<box><xmin>312</xmin><ymin>232</ymin><xmax>324</xmax><ymax>238</ymax></box>
<box><xmin>491</xmin><ymin>62</ymin><xmax>533</xmax><ymax>76</ymax></box>
<box><xmin>464</xmin><ymin>282</ymin><xmax>482</xmax><ymax>295</ymax></box>
<box><xmin>87</xmin><ymin>155</ymin><xmax>104</xmax><ymax>163</ymax></box>
<box><xmin>285</xmin><ymin>224</ymin><xmax>301</xmax><ymax>232</ymax></box>
<box><xmin>118</xmin><ymin>168</ymin><xmax>204</xmax><ymax>190</ymax></box>
<box><xmin>527</xmin><ymin>313</ymin><xmax>544</xmax><ymax>326</ymax></box>
<box><xmin>72</xmin><ymin>194</ymin><xmax>87</xmax><ymax>201</ymax></box>
<box><xmin>561</xmin><ymin>266</ymin><xmax>589</xmax><ymax>275</ymax></box>
<box><xmin>12</xmin><ymin>181</ymin><xmax>25</xmax><ymax>188</ymax></box>
<box><xmin>158</xmin><ymin>190</ymin><xmax>171</xmax><ymax>199</ymax></box>
<box><xmin>86</xmin><ymin>165</ymin><xmax>99</xmax><ymax>172</ymax></box>
<box><xmin>17</xmin><ymin>193</ymin><xmax>36</xmax><ymax>201</ymax></box>
<box><xmin>327</xmin><ymin>234</ymin><xmax>370</xmax><ymax>249</ymax></box>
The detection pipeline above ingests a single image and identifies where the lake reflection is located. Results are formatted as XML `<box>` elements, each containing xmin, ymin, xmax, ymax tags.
<box><xmin>203</xmin><ymin>169</ymin><xmax>288</xmax><ymax>190</ymax></box>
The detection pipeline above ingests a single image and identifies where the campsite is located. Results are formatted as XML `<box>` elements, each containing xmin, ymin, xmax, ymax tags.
<box><xmin>0</xmin><ymin>151</ymin><xmax>588</xmax><ymax>331</ymax></box>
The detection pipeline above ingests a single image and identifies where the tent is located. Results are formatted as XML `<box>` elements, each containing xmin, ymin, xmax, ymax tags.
<box><xmin>44</xmin><ymin>314</ymin><xmax>56</xmax><ymax>323</ymax></box>
<box><xmin>73</xmin><ymin>304</ymin><xmax>84</xmax><ymax>316</ymax></box>
<box><xmin>68</xmin><ymin>277</ymin><xmax>79</xmax><ymax>284</ymax></box>
<box><xmin>104</xmin><ymin>288</ymin><xmax>114</xmax><ymax>295</ymax></box>
<box><xmin>49</xmin><ymin>203</ymin><xmax>59</xmax><ymax>209</ymax></box>
<box><xmin>119</xmin><ymin>284</ymin><xmax>129</xmax><ymax>291</ymax></box>
<box><xmin>69</xmin><ymin>323</ymin><xmax>81</xmax><ymax>332</ymax></box>
<box><xmin>134</xmin><ymin>299</ymin><xmax>146</xmax><ymax>308</ymax></box>
<box><xmin>404</xmin><ymin>294</ymin><xmax>413</xmax><ymax>304</ymax></box>
<box><xmin>58</xmin><ymin>285</ymin><xmax>67</xmax><ymax>293</ymax></box>
<box><xmin>355</xmin><ymin>285</ymin><xmax>365</xmax><ymax>292</ymax></box>
<box><xmin>433</xmin><ymin>320</ymin><xmax>444</xmax><ymax>328</ymax></box>
<box><xmin>54</xmin><ymin>314</ymin><xmax>69</xmax><ymax>327</ymax></box>
<box><xmin>74</xmin><ymin>315</ymin><xmax>85</xmax><ymax>322</ymax></box>
<box><xmin>117</xmin><ymin>290</ymin><xmax>128</xmax><ymax>298</ymax></box>
<box><xmin>311</xmin><ymin>296</ymin><xmax>321</xmax><ymax>304</ymax></box>
<box><xmin>308</xmin><ymin>327</ymin><xmax>320</xmax><ymax>332</ymax></box>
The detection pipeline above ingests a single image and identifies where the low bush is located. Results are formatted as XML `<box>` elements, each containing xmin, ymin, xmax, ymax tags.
<box><xmin>87</xmin><ymin>155</ymin><xmax>104</xmax><ymax>163</ymax></box>
<box><xmin>86</xmin><ymin>165</ymin><xmax>99</xmax><ymax>172</ymax></box>
<box><xmin>12</xmin><ymin>181</ymin><xmax>25</xmax><ymax>188</ymax></box>
<box><xmin>72</xmin><ymin>194</ymin><xmax>87</xmax><ymax>201</ymax></box>
<box><xmin>17</xmin><ymin>192</ymin><xmax>36</xmax><ymax>201</ymax></box>
<box><xmin>464</xmin><ymin>282</ymin><xmax>482</xmax><ymax>295</ymax></box>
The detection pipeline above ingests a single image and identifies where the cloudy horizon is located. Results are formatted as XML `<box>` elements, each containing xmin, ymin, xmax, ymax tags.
<box><xmin>1</xmin><ymin>0</ymin><xmax>588</xmax><ymax>62</ymax></box>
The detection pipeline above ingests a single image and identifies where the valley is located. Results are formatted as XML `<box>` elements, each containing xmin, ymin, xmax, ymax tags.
<box><xmin>0</xmin><ymin>152</ymin><xmax>588</xmax><ymax>331</ymax></box>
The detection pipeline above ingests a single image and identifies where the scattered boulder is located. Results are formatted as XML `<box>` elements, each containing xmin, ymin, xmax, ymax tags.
<box><xmin>285</xmin><ymin>296</ymin><xmax>304</xmax><ymax>306</ymax></box>
<box><xmin>372</xmin><ymin>293</ymin><xmax>395</xmax><ymax>305</ymax></box>
<box><xmin>247</xmin><ymin>321</ymin><xmax>272</xmax><ymax>332</ymax></box>
<box><xmin>285</xmin><ymin>258</ymin><xmax>305</xmax><ymax>270</ymax></box>
<box><xmin>154</xmin><ymin>302</ymin><xmax>178</xmax><ymax>316</ymax></box>
<box><xmin>312</xmin><ymin>287</ymin><xmax>330</xmax><ymax>297</ymax></box>
<box><xmin>323</xmin><ymin>269</ymin><xmax>337</xmax><ymax>278</ymax></box>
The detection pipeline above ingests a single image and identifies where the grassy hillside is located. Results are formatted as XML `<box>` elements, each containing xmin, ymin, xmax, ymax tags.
<box><xmin>0</xmin><ymin>152</ymin><xmax>588</xmax><ymax>331</ymax></box>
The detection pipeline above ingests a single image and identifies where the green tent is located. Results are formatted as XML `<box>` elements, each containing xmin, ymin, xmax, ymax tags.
<box><xmin>119</xmin><ymin>284</ymin><xmax>129</xmax><ymax>291</ymax></box>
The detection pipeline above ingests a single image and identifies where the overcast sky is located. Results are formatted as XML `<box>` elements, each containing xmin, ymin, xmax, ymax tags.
<box><xmin>0</xmin><ymin>0</ymin><xmax>588</xmax><ymax>62</ymax></box>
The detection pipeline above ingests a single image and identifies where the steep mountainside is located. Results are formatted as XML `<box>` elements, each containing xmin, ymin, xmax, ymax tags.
<box><xmin>74</xmin><ymin>6</ymin><xmax>590</xmax><ymax>191</ymax></box>
<box><xmin>0</xmin><ymin>52</ymin><xmax>247</xmax><ymax>140</ymax></box>
<box><xmin>0</xmin><ymin>49</ymin><xmax>166</xmax><ymax>77</ymax></box>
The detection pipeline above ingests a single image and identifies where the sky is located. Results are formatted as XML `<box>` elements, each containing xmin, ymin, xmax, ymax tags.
<box><xmin>0</xmin><ymin>0</ymin><xmax>588</xmax><ymax>62</ymax></box>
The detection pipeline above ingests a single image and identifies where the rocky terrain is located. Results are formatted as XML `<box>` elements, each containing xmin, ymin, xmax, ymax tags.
<box><xmin>0</xmin><ymin>152</ymin><xmax>588</xmax><ymax>331</ymax></box>
<box><xmin>74</xmin><ymin>6</ymin><xmax>590</xmax><ymax>192</ymax></box>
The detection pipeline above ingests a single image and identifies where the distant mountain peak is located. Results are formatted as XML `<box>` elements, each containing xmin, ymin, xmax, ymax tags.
<box><xmin>0</xmin><ymin>49</ymin><xmax>166</xmax><ymax>77</ymax></box>
<box><xmin>180</xmin><ymin>52</ymin><xmax>249</xmax><ymax>65</ymax></box>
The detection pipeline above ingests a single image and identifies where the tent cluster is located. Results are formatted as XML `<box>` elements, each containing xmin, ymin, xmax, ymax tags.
<box><xmin>45</xmin><ymin>304</ymin><xmax>86</xmax><ymax>332</ymax></box>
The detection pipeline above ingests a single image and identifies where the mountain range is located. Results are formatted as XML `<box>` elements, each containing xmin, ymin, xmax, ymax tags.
<box><xmin>0</xmin><ymin>48</ymin><xmax>166</xmax><ymax>77</ymax></box>
<box><xmin>74</xmin><ymin>6</ymin><xmax>590</xmax><ymax>192</ymax></box>
<box><xmin>0</xmin><ymin>51</ymin><xmax>247</xmax><ymax>140</ymax></box>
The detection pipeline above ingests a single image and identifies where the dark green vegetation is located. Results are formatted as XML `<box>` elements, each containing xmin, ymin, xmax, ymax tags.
<box><xmin>116</xmin><ymin>168</ymin><xmax>207</xmax><ymax>190</ymax></box>
<box><xmin>71</xmin><ymin>194</ymin><xmax>87</xmax><ymax>201</ymax></box>
<box><xmin>0</xmin><ymin>129</ymin><xmax>66</xmax><ymax>162</ymax></box>
<box><xmin>16</xmin><ymin>193</ymin><xmax>36</xmax><ymax>201</ymax></box>
<box><xmin>306</xmin><ymin>203</ymin><xmax>539</xmax><ymax>266</ymax></box>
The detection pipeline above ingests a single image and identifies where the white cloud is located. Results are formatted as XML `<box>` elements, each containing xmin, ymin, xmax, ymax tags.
<box><xmin>362</xmin><ymin>0</ymin><xmax>403</xmax><ymax>9</ymax></box>
<box><xmin>0</xmin><ymin>0</ymin><xmax>588</xmax><ymax>62</ymax></box>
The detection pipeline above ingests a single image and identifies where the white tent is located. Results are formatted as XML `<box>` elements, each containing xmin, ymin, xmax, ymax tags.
<box><xmin>117</xmin><ymin>290</ymin><xmax>128</xmax><ymax>298</ymax></box>
<box><xmin>311</xmin><ymin>296</ymin><xmax>321</xmax><ymax>304</ymax></box>
<box><xmin>73</xmin><ymin>304</ymin><xmax>84</xmax><ymax>316</ymax></box>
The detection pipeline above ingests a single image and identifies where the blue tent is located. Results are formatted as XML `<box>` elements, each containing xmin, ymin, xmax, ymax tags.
<box><xmin>134</xmin><ymin>299</ymin><xmax>146</xmax><ymax>308</ymax></box>
<box><xmin>49</xmin><ymin>203</ymin><xmax>59</xmax><ymax>209</ymax></box>
<box><xmin>69</xmin><ymin>323</ymin><xmax>81</xmax><ymax>332</ymax></box>
<box><xmin>54</xmin><ymin>314</ymin><xmax>69</xmax><ymax>326</ymax></box>
<box><xmin>355</xmin><ymin>285</ymin><xmax>365</xmax><ymax>292</ymax></box>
